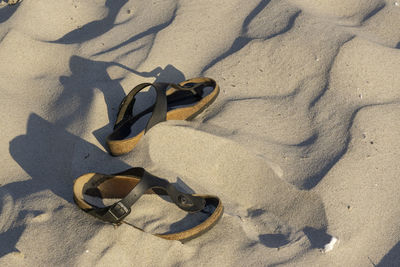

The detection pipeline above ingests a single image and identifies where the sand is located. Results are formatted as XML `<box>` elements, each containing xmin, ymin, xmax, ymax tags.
<box><xmin>1</xmin><ymin>0</ymin><xmax>400</xmax><ymax>266</ymax></box>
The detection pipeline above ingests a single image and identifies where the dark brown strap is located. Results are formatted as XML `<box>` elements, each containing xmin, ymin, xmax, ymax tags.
<box><xmin>114</xmin><ymin>83</ymin><xmax>168</xmax><ymax>132</ymax></box>
<box><xmin>74</xmin><ymin>169</ymin><xmax>224</xmax><ymax>241</ymax></box>
<box><xmin>109</xmin><ymin>80</ymin><xmax>211</xmax><ymax>144</ymax></box>
<box><xmin>84</xmin><ymin>168</ymin><xmax>206</xmax><ymax>224</ymax></box>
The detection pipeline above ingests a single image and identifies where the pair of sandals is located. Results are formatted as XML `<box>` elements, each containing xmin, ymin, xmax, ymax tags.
<box><xmin>73</xmin><ymin>77</ymin><xmax>223</xmax><ymax>242</ymax></box>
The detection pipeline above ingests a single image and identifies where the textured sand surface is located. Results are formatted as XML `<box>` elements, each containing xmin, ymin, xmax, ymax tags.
<box><xmin>1</xmin><ymin>0</ymin><xmax>400</xmax><ymax>266</ymax></box>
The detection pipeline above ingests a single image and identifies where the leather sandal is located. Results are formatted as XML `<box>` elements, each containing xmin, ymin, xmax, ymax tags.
<box><xmin>107</xmin><ymin>77</ymin><xmax>219</xmax><ymax>156</ymax></box>
<box><xmin>73</xmin><ymin>167</ymin><xmax>223</xmax><ymax>242</ymax></box>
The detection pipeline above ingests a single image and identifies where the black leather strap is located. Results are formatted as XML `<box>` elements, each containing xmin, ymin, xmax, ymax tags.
<box><xmin>114</xmin><ymin>83</ymin><xmax>168</xmax><ymax>131</ymax></box>
<box><xmin>84</xmin><ymin>168</ymin><xmax>206</xmax><ymax>224</ymax></box>
<box><xmin>144</xmin><ymin>83</ymin><xmax>168</xmax><ymax>132</ymax></box>
<box><xmin>109</xmin><ymin>80</ymin><xmax>212</xmax><ymax>143</ymax></box>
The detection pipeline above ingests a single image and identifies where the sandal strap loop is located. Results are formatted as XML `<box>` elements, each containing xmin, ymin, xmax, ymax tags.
<box><xmin>114</xmin><ymin>83</ymin><xmax>168</xmax><ymax>131</ymax></box>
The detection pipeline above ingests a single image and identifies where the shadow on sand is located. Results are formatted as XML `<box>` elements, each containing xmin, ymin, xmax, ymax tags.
<box><xmin>56</xmin><ymin>55</ymin><xmax>185</xmax><ymax>150</ymax></box>
<box><xmin>3</xmin><ymin>113</ymin><xmax>131</xmax><ymax>258</ymax></box>
<box><xmin>2</xmin><ymin>53</ymin><xmax>200</xmax><ymax>258</ymax></box>
<box><xmin>378</xmin><ymin>241</ymin><xmax>400</xmax><ymax>266</ymax></box>
<box><xmin>0</xmin><ymin>1</ymin><xmax>21</xmax><ymax>24</ymax></box>
<box><xmin>50</xmin><ymin>0</ymin><xmax>129</xmax><ymax>44</ymax></box>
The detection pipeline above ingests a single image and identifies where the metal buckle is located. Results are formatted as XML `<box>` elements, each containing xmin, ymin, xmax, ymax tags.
<box><xmin>107</xmin><ymin>202</ymin><xmax>130</xmax><ymax>222</ymax></box>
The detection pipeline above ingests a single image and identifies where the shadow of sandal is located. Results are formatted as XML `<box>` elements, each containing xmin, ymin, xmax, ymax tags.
<box><xmin>88</xmin><ymin>62</ymin><xmax>186</xmax><ymax>151</ymax></box>
<box><xmin>55</xmin><ymin>55</ymin><xmax>187</xmax><ymax>154</ymax></box>
<box><xmin>55</xmin><ymin>55</ymin><xmax>164</xmax><ymax>149</ymax></box>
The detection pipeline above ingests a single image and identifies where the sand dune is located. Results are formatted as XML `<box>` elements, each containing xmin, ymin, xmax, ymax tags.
<box><xmin>1</xmin><ymin>0</ymin><xmax>400</xmax><ymax>266</ymax></box>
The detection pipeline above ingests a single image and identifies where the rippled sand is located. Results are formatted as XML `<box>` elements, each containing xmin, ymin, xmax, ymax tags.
<box><xmin>1</xmin><ymin>0</ymin><xmax>400</xmax><ymax>266</ymax></box>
